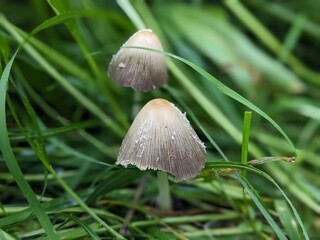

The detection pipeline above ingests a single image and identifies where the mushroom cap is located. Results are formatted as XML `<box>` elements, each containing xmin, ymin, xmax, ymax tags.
<box><xmin>116</xmin><ymin>98</ymin><xmax>206</xmax><ymax>181</ymax></box>
<box><xmin>108</xmin><ymin>29</ymin><xmax>168</xmax><ymax>92</ymax></box>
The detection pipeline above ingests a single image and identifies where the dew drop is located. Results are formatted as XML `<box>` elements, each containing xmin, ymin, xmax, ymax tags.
<box><xmin>118</xmin><ymin>62</ymin><xmax>126</xmax><ymax>68</ymax></box>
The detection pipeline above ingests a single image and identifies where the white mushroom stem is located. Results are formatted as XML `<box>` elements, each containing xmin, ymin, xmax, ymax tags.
<box><xmin>132</xmin><ymin>92</ymin><xmax>142</xmax><ymax>117</ymax></box>
<box><xmin>157</xmin><ymin>171</ymin><xmax>172</xmax><ymax>210</ymax></box>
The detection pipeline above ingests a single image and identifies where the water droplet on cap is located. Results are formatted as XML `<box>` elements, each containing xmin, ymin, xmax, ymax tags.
<box><xmin>118</xmin><ymin>62</ymin><xmax>126</xmax><ymax>68</ymax></box>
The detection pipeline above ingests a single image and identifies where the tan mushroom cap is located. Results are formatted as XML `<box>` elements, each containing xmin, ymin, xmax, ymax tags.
<box><xmin>108</xmin><ymin>29</ymin><xmax>168</xmax><ymax>92</ymax></box>
<box><xmin>116</xmin><ymin>98</ymin><xmax>206</xmax><ymax>181</ymax></box>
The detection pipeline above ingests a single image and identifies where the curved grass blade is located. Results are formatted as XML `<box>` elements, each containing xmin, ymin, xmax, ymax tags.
<box><xmin>121</xmin><ymin>6</ymin><xmax>305</xmax><ymax>237</ymax></box>
<box><xmin>204</xmin><ymin>162</ymin><xmax>309</xmax><ymax>240</ymax></box>
<box><xmin>238</xmin><ymin>176</ymin><xmax>288</xmax><ymax>240</ymax></box>
<box><xmin>46</xmin><ymin>1</ymin><xmax>129</xmax><ymax>128</ymax></box>
<box><xmin>241</xmin><ymin>111</ymin><xmax>252</xmax><ymax>178</ymax></box>
<box><xmin>86</xmin><ymin>168</ymin><xmax>143</xmax><ymax>204</ymax></box>
<box><xmin>9</xmin><ymin>121</ymin><xmax>96</xmax><ymax>142</ymax></box>
<box><xmin>47</xmin><ymin>0</ymin><xmax>99</xmax><ymax>79</ymax></box>
<box><xmin>0</xmin><ymin>16</ymin><xmax>125</xmax><ymax>137</ymax></box>
<box><xmin>31</xmin><ymin>11</ymin><xmax>87</xmax><ymax>35</ymax></box>
<box><xmin>0</xmin><ymin>229</ymin><xmax>15</xmax><ymax>240</ymax></box>
<box><xmin>260</xmin><ymin>172</ymin><xmax>309</xmax><ymax>239</ymax></box>
<box><xmin>171</xmin><ymin>87</ymin><xmax>307</xmax><ymax>239</ymax></box>
<box><xmin>0</xmin><ymin>52</ymin><xmax>59</xmax><ymax>239</ymax></box>
<box><xmin>117</xmin><ymin>0</ymin><xmax>146</xmax><ymax>30</ymax></box>
<box><xmin>241</xmin><ymin>112</ymin><xmax>252</xmax><ymax>165</ymax></box>
<box><xmin>6</xmin><ymin>83</ymin><xmax>125</xmax><ymax>240</ymax></box>
<box><xmin>275</xmin><ymin>200</ymin><xmax>301</xmax><ymax>240</ymax></box>
<box><xmin>6</xmin><ymin>94</ymin><xmax>51</xmax><ymax>169</ymax></box>
<box><xmin>126</xmin><ymin>46</ymin><xmax>296</xmax><ymax>153</ymax></box>
<box><xmin>177</xmin><ymin>54</ymin><xmax>294</xmax><ymax>151</ymax></box>
<box><xmin>202</xmin><ymin>161</ymin><xmax>288</xmax><ymax>239</ymax></box>
<box><xmin>224</xmin><ymin>0</ymin><xmax>320</xmax><ymax>86</ymax></box>
<box><xmin>59</xmin><ymin>213</ymin><xmax>101</xmax><ymax>240</ymax></box>
<box><xmin>49</xmin><ymin>137</ymin><xmax>113</xmax><ymax>167</ymax></box>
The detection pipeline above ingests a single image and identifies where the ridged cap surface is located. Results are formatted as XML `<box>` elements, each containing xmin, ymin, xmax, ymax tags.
<box><xmin>108</xmin><ymin>29</ymin><xmax>167</xmax><ymax>92</ymax></box>
<box><xmin>116</xmin><ymin>99</ymin><xmax>206</xmax><ymax>181</ymax></box>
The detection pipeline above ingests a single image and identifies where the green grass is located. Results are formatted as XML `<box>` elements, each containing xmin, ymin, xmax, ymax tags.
<box><xmin>1</xmin><ymin>0</ymin><xmax>319</xmax><ymax>239</ymax></box>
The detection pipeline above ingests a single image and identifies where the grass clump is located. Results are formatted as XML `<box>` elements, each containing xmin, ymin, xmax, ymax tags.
<box><xmin>1</xmin><ymin>0</ymin><xmax>319</xmax><ymax>239</ymax></box>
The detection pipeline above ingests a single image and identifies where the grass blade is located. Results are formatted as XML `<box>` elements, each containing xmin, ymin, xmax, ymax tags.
<box><xmin>6</xmin><ymin>81</ymin><xmax>126</xmax><ymax>240</ymax></box>
<box><xmin>59</xmin><ymin>213</ymin><xmax>101</xmax><ymax>240</ymax></box>
<box><xmin>0</xmin><ymin>15</ymin><xmax>125</xmax><ymax>137</ymax></box>
<box><xmin>275</xmin><ymin>200</ymin><xmax>301</xmax><ymax>240</ymax></box>
<box><xmin>128</xmin><ymin>46</ymin><xmax>295</xmax><ymax>153</ymax></box>
<box><xmin>0</xmin><ymin>52</ymin><xmax>59</xmax><ymax>239</ymax></box>
<box><xmin>224</xmin><ymin>0</ymin><xmax>320</xmax><ymax>86</ymax></box>
<box><xmin>204</xmin><ymin>162</ymin><xmax>309</xmax><ymax>240</ymax></box>
<box><xmin>241</xmin><ymin>111</ymin><xmax>252</xmax><ymax>177</ymax></box>
<box><xmin>168</xmin><ymin>54</ymin><xmax>295</xmax><ymax>152</ymax></box>
<box><xmin>237</xmin><ymin>176</ymin><xmax>288</xmax><ymax>240</ymax></box>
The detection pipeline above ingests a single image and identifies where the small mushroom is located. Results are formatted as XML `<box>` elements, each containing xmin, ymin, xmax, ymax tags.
<box><xmin>108</xmin><ymin>29</ymin><xmax>168</xmax><ymax>92</ymax></box>
<box><xmin>116</xmin><ymin>98</ymin><xmax>206</xmax><ymax>181</ymax></box>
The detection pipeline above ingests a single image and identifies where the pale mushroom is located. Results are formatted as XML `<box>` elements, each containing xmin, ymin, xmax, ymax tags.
<box><xmin>108</xmin><ymin>29</ymin><xmax>168</xmax><ymax>92</ymax></box>
<box><xmin>116</xmin><ymin>98</ymin><xmax>206</xmax><ymax>182</ymax></box>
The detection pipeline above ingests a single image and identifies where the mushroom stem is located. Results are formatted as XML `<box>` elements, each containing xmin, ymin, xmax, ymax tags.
<box><xmin>157</xmin><ymin>171</ymin><xmax>172</xmax><ymax>210</ymax></box>
<box><xmin>132</xmin><ymin>92</ymin><xmax>142</xmax><ymax>117</ymax></box>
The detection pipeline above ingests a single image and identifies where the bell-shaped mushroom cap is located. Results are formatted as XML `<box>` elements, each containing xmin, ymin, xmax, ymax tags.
<box><xmin>108</xmin><ymin>29</ymin><xmax>168</xmax><ymax>92</ymax></box>
<box><xmin>116</xmin><ymin>99</ymin><xmax>206</xmax><ymax>181</ymax></box>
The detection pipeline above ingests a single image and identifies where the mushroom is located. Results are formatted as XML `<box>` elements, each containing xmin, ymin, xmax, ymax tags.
<box><xmin>116</xmin><ymin>98</ymin><xmax>206</xmax><ymax>182</ymax></box>
<box><xmin>108</xmin><ymin>29</ymin><xmax>168</xmax><ymax>92</ymax></box>
<box><xmin>116</xmin><ymin>98</ymin><xmax>206</xmax><ymax>210</ymax></box>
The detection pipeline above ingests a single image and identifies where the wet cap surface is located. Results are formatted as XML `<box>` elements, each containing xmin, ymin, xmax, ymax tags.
<box><xmin>108</xmin><ymin>29</ymin><xmax>168</xmax><ymax>92</ymax></box>
<box><xmin>116</xmin><ymin>99</ymin><xmax>206</xmax><ymax>181</ymax></box>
